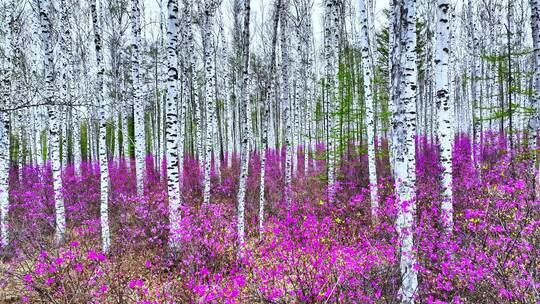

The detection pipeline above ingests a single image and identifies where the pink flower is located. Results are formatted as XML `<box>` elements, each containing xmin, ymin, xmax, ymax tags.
<box><xmin>200</xmin><ymin>267</ymin><xmax>209</xmax><ymax>276</ymax></box>
<box><xmin>23</xmin><ymin>274</ymin><xmax>32</xmax><ymax>283</ymax></box>
<box><xmin>45</xmin><ymin>277</ymin><xmax>55</xmax><ymax>285</ymax></box>
<box><xmin>87</xmin><ymin>250</ymin><xmax>98</xmax><ymax>261</ymax></box>
<box><xmin>97</xmin><ymin>253</ymin><xmax>107</xmax><ymax>262</ymax></box>
<box><xmin>74</xmin><ymin>263</ymin><xmax>84</xmax><ymax>272</ymax></box>
<box><xmin>100</xmin><ymin>285</ymin><xmax>108</xmax><ymax>293</ymax></box>
<box><xmin>129</xmin><ymin>279</ymin><xmax>144</xmax><ymax>289</ymax></box>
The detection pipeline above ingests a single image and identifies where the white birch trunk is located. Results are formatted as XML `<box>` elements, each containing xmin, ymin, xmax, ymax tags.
<box><xmin>59</xmin><ymin>0</ymin><xmax>73</xmax><ymax>170</ymax></box>
<box><xmin>435</xmin><ymin>0</ymin><xmax>454</xmax><ymax>232</ymax></box>
<box><xmin>38</xmin><ymin>0</ymin><xmax>66</xmax><ymax>244</ymax></box>
<box><xmin>468</xmin><ymin>0</ymin><xmax>479</xmax><ymax>160</ymax></box>
<box><xmin>130</xmin><ymin>0</ymin><xmax>146</xmax><ymax>196</ymax></box>
<box><xmin>359</xmin><ymin>0</ymin><xmax>378</xmax><ymax>222</ymax></box>
<box><xmin>0</xmin><ymin>2</ymin><xmax>13</xmax><ymax>248</ymax></box>
<box><xmin>202</xmin><ymin>1</ymin><xmax>220</xmax><ymax>205</ymax></box>
<box><xmin>91</xmin><ymin>0</ymin><xmax>111</xmax><ymax>253</ymax></box>
<box><xmin>530</xmin><ymin>0</ymin><xmax>540</xmax><ymax>197</ymax></box>
<box><xmin>394</xmin><ymin>0</ymin><xmax>418</xmax><ymax>302</ymax></box>
<box><xmin>324</xmin><ymin>0</ymin><xmax>339</xmax><ymax>202</ymax></box>
<box><xmin>165</xmin><ymin>0</ymin><xmax>181</xmax><ymax>250</ymax></box>
<box><xmin>179</xmin><ymin>1</ymin><xmax>194</xmax><ymax>185</ymax></box>
<box><xmin>259</xmin><ymin>0</ymin><xmax>281</xmax><ymax>236</ymax></box>
<box><xmin>281</xmin><ymin>0</ymin><xmax>292</xmax><ymax>206</ymax></box>
<box><xmin>237</xmin><ymin>0</ymin><xmax>251</xmax><ymax>250</ymax></box>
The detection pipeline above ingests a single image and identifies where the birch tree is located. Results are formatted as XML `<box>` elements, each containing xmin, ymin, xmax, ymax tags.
<box><xmin>181</xmin><ymin>1</ymin><xmax>202</xmax><ymax>163</ymax></box>
<box><xmin>392</xmin><ymin>0</ymin><xmax>418</xmax><ymax>301</ymax></box>
<box><xmin>130</xmin><ymin>0</ymin><xmax>145</xmax><ymax>196</ymax></box>
<box><xmin>358</xmin><ymin>0</ymin><xmax>378</xmax><ymax>222</ymax></box>
<box><xmin>202</xmin><ymin>0</ymin><xmax>221</xmax><ymax>205</ymax></box>
<box><xmin>324</xmin><ymin>0</ymin><xmax>339</xmax><ymax>202</ymax></box>
<box><xmin>38</xmin><ymin>0</ymin><xmax>66</xmax><ymax>244</ymax></box>
<box><xmin>259</xmin><ymin>0</ymin><xmax>281</xmax><ymax>235</ymax></box>
<box><xmin>0</xmin><ymin>1</ymin><xmax>13</xmax><ymax>248</ymax></box>
<box><xmin>58</xmin><ymin>0</ymin><xmax>74</xmax><ymax>172</ymax></box>
<box><xmin>237</xmin><ymin>0</ymin><xmax>251</xmax><ymax>250</ymax></box>
<box><xmin>178</xmin><ymin>0</ymin><xmax>193</xmax><ymax>185</ymax></box>
<box><xmin>530</xmin><ymin>0</ymin><xmax>540</xmax><ymax>196</ymax></box>
<box><xmin>468</xmin><ymin>0</ymin><xmax>480</xmax><ymax>160</ymax></box>
<box><xmin>165</xmin><ymin>0</ymin><xmax>181</xmax><ymax>250</ymax></box>
<box><xmin>91</xmin><ymin>0</ymin><xmax>111</xmax><ymax>253</ymax></box>
<box><xmin>281</xmin><ymin>0</ymin><xmax>292</xmax><ymax>206</ymax></box>
<box><xmin>435</xmin><ymin>0</ymin><xmax>454</xmax><ymax>231</ymax></box>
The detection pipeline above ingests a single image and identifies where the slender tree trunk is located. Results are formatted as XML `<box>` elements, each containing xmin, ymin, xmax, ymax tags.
<box><xmin>130</xmin><ymin>0</ymin><xmax>146</xmax><ymax>196</ymax></box>
<box><xmin>393</xmin><ymin>0</ymin><xmax>419</xmax><ymax>302</ymax></box>
<box><xmin>435</xmin><ymin>0</ymin><xmax>454</xmax><ymax>232</ymax></box>
<box><xmin>0</xmin><ymin>2</ymin><xmax>13</xmax><ymax>248</ymax></box>
<box><xmin>324</xmin><ymin>0</ymin><xmax>339</xmax><ymax>202</ymax></box>
<box><xmin>259</xmin><ymin>0</ymin><xmax>281</xmax><ymax>236</ymax></box>
<box><xmin>237</xmin><ymin>0</ymin><xmax>251</xmax><ymax>250</ymax></box>
<box><xmin>165</xmin><ymin>0</ymin><xmax>181</xmax><ymax>251</ymax></box>
<box><xmin>91</xmin><ymin>0</ymin><xmax>111</xmax><ymax>253</ymax></box>
<box><xmin>530</xmin><ymin>0</ymin><xmax>540</xmax><ymax>197</ymax></box>
<box><xmin>388</xmin><ymin>0</ymin><xmax>401</xmax><ymax>177</ymax></box>
<box><xmin>38</xmin><ymin>0</ymin><xmax>66</xmax><ymax>244</ymax></box>
<box><xmin>468</xmin><ymin>0</ymin><xmax>480</xmax><ymax>162</ymax></box>
<box><xmin>179</xmin><ymin>1</ymin><xmax>194</xmax><ymax>186</ymax></box>
<box><xmin>281</xmin><ymin>0</ymin><xmax>292</xmax><ymax>206</ymax></box>
<box><xmin>202</xmin><ymin>1</ymin><xmax>220</xmax><ymax>205</ymax></box>
<box><xmin>59</xmin><ymin>0</ymin><xmax>73</xmax><ymax>169</ymax></box>
<box><xmin>359</xmin><ymin>0</ymin><xmax>378</xmax><ymax>222</ymax></box>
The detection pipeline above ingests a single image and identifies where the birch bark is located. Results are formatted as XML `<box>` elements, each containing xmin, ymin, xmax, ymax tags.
<box><xmin>91</xmin><ymin>0</ymin><xmax>111</xmax><ymax>253</ymax></box>
<box><xmin>359</xmin><ymin>0</ymin><xmax>378</xmax><ymax>222</ymax></box>
<box><xmin>393</xmin><ymin>0</ymin><xmax>419</xmax><ymax>301</ymax></box>
<box><xmin>0</xmin><ymin>2</ymin><xmax>13</xmax><ymax>248</ymax></box>
<box><xmin>237</xmin><ymin>0</ymin><xmax>251</xmax><ymax>250</ymax></box>
<box><xmin>130</xmin><ymin>0</ymin><xmax>146</xmax><ymax>196</ymax></box>
<box><xmin>435</xmin><ymin>0</ymin><xmax>454</xmax><ymax>231</ymax></box>
<box><xmin>38</xmin><ymin>0</ymin><xmax>66</xmax><ymax>244</ymax></box>
<box><xmin>165</xmin><ymin>0</ymin><xmax>181</xmax><ymax>250</ymax></box>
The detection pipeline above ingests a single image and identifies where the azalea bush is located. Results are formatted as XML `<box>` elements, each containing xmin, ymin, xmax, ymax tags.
<box><xmin>0</xmin><ymin>134</ymin><xmax>539</xmax><ymax>303</ymax></box>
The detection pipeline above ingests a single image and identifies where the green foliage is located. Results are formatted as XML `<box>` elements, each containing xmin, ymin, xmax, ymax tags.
<box><xmin>41</xmin><ymin>130</ymin><xmax>47</xmax><ymax>164</ymax></box>
<box><xmin>81</xmin><ymin>122</ymin><xmax>88</xmax><ymax>161</ymax></box>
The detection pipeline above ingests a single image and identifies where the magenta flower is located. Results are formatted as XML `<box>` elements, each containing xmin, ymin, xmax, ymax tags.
<box><xmin>74</xmin><ymin>263</ymin><xmax>84</xmax><ymax>272</ymax></box>
<box><xmin>129</xmin><ymin>279</ymin><xmax>144</xmax><ymax>289</ymax></box>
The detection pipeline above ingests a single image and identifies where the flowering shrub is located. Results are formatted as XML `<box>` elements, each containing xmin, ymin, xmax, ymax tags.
<box><xmin>0</xmin><ymin>134</ymin><xmax>539</xmax><ymax>303</ymax></box>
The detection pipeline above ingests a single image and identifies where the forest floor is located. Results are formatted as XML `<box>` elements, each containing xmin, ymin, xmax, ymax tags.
<box><xmin>0</xmin><ymin>135</ymin><xmax>539</xmax><ymax>303</ymax></box>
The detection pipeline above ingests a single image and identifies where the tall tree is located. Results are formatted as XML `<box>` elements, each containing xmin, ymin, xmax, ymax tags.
<box><xmin>358</xmin><ymin>0</ymin><xmax>378</xmax><ymax>222</ymax></box>
<box><xmin>324</xmin><ymin>0</ymin><xmax>339</xmax><ymax>202</ymax></box>
<box><xmin>468</xmin><ymin>0</ymin><xmax>480</xmax><ymax>161</ymax></box>
<box><xmin>281</xmin><ymin>0</ymin><xmax>292</xmax><ymax>206</ymax></box>
<box><xmin>202</xmin><ymin>0</ymin><xmax>221</xmax><ymax>205</ymax></box>
<box><xmin>259</xmin><ymin>0</ymin><xmax>281</xmax><ymax>235</ymax></box>
<box><xmin>165</xmin><ymin>0</ymin><xmax>181</xmax><ymax>251</ymax></box>
<box><xmin>130</xmin><ymin>0</ymin><xmax>145</xmax><ymax>196</ymax></box>
<box><xmin>530</xmin><ymin>0</ymin><xmax>540</xmax><ymax>197</ymax></box>
<box><xmin>38</xmin><ymin>0</ymin><xmax>66</xmax><ymax>244</ymax></box>
<box><xmin>237</xmin><ymin>0</ymin><xmax>251</xmax><ymax>250</ymax></box>
<box><xmin>90</xmin><ymin>0</ymin><xmax>111</xmax><ymax>253</ymax></box>
<box><xmin>58</xmin><ymin>0</ymin><xmax>74</xmax><ymax>172</ymax></box>
<box><xmin>435</xmin><ymin>0</ymin><xmax>454</xmax><ymax>231</ymax></box>
<box><xmin>392</xmin><ymin>0</ymin><xmax>418</xmax><ymax>302</ymax></box>
<box><xmin>0</xmin><ymin>0</ymin><xmax>13</xmax><ymax>249</ymax></box>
